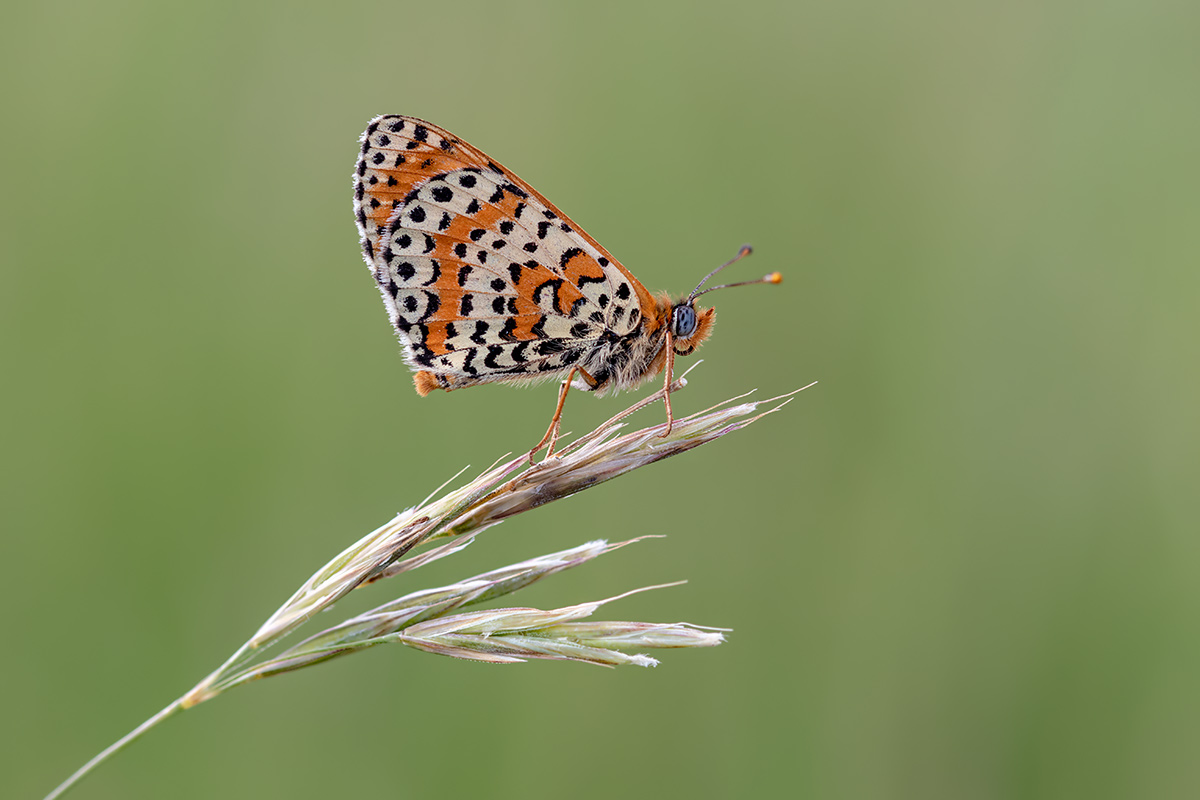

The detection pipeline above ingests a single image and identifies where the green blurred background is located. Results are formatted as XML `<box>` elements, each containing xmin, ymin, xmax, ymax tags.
<box><xmin>5</xmin><ymin>1</ymin><xmax>1198</xmax><ymax>798</ymax></box>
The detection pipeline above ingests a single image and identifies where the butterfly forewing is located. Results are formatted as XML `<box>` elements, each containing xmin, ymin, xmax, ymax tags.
<box><xmin>354</xmin><ymin>116</ymin><xmax>656</xmax><ymax>390</ymax></box>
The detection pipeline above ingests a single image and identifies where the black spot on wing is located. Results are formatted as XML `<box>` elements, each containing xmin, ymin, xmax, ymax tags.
<box><xmin>470</xmin><ymin>320</ymin><xmax>489</xmax><ymax>345</ymax></box>
<box><xmin>533</xmin><ymin>278</ymin><xmax>565</xmax><ymax>314</ymax></box>
<box><xmin>484</xmin><ymin>345</ymin><xmax>506</xmax><ymax>370</ymax></box>
<box><xmin>410</xmin><ymin>336</ymin><xmax>434</xmax><ymax>367</ymax></box>
<box><xmin>500</xmin><ymin>317</ymin><xmax>519</xmax><ymax>342</ymax></box>
<box><xmin>560</xmin><ymin>247</ymin><xmax>583</xmax><ymax>270</ymax></box>
<box><xmin>421</xmin><ymin>260</ymin><xmax>440</xmax><ymax>287</ymax></box>
<box><xmin>421</xmin><ymin>291</ymin><xmax>440</xmax><ymax>320</ymax></box>
<box><xmin>461</xmin><ymin>348</ymin><xmax>478</xmax><ymax>376</ymax></box>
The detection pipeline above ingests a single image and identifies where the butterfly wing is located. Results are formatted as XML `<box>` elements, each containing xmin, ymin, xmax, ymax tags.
<box><xmin>353</xmin><ymin>116</ymin><xmax>659</xmax><ymax>393</ymax></box>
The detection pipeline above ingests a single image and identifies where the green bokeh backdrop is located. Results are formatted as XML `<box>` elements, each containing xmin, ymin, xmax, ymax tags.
<box><xmin>5</xmin><ymin>1</ymin><xmax>1198</xmax><ymax>798</ymax></box>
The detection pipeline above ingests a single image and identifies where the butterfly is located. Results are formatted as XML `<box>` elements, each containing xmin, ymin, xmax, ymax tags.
<box><xmin>353</xmin><ymin>115</ymin><xmax>780</xmax><ymax>460</ymax></box>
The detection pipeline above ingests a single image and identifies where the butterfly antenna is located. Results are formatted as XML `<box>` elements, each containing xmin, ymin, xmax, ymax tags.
<box><xmin>688</xmin><ymin>245</ymin><xmax>782</xmax><ymax>301</ymax></box>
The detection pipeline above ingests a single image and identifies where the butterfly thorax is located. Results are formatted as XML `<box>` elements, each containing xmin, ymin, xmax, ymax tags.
<box><xmin>572</xmin><ymin>294</ymin><xmax>715</xmax><ymax>394</ymax></box>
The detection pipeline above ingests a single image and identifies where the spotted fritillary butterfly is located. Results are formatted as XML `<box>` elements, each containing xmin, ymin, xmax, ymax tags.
<box><xmin>354</xmin><ymin>116</ymin><xmax>780</xmax><ymax>459</ymax></box>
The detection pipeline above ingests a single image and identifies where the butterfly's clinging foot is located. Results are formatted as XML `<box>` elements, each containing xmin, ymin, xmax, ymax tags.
<box><xmin>527</xmin><ymin>413</ymin><xmax>560</xmax><ymax>464</ymax></box>
<box><xmin>527</xmin><ymin>425</ymin><xmax>557</xmax><ymax>465</ymax></box>
<box><xmin>659</xmin><ymin>389</ymin><xmax>675</xmax><ymax>439</ymax></box>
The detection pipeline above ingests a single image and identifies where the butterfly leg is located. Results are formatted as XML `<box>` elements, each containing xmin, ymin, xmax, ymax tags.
<box><xmin>660</xmin><ymin>331</ymin><xmax>676</xmax><ymax>438</ymax></box>
<box><xmin>527</xmin><ymin>366</ymin><xmax>601</xmax><ymax>462</ymax></box>
<box><xmin>528</xmin><ymin>367</ymin><xmax>578</xmax><ymax>463</ymax></box>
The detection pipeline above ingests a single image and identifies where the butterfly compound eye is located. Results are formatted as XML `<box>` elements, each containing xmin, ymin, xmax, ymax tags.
<box><xmin>671</xmin><ymin>304</ymin><xmax>697</xmax><ymax>338</ymax></box>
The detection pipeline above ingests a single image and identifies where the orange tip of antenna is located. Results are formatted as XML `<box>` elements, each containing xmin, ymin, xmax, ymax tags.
<box><xmin>765</xmin><ymin>272</ymin><xmax>783</xmax><ymax>284</ymax></box>
<box><xmin>738</xmin><ymin>244</ymin><xmax>754</xmax><ymax>257</ymax></box>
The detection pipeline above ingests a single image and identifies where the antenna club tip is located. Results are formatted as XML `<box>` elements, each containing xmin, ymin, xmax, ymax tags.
<box><xmin>738</xmin><ymin>244</ymin><xmax>754</xmax><ymax>257</ymax></box>
<box><xmin>765</xmin><ymin>272</ymin><xmax>783</xmax><ymax>284</ymax></box>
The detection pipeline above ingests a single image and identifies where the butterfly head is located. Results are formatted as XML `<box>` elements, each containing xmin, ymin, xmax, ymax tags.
<box><xmin>668</xmin><ymin>301</ymin><xmax>716</xmax><ymax>356</ymax></box>
<box><xmin>668</xmin><ymin>245</ymin><xmax>781</xmax><ymax>356</ymax></box>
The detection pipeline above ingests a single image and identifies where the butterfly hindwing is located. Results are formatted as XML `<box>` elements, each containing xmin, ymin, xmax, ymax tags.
<box><xmin>355</xmin><ymin>116</ymin><xmax>656</xmax><ymax>389</ymax></box>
